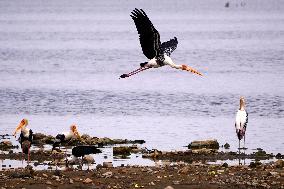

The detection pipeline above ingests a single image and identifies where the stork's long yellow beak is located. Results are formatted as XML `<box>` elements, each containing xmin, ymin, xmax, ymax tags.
<box><xmin>181</xmin><ymin>65</ymin><xmax>203</xmax><ymax>76</ymax></box>
<box><xmin>13</xmin><ymin>119</ymin><xmax>28</xmax><ymax>136</ymax></box>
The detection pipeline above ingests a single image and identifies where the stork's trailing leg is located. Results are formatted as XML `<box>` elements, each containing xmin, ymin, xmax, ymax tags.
<box><xmin>120</xmin><ymin>67</ymin><xmax>150</xmax><ymax>79</ymax></box>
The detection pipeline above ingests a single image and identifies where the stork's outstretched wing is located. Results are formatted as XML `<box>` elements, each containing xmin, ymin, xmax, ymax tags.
<box><xmin>131</xmin><ymin>8</ymin><xmax>161</xmax><ymax>59</ymax></box>
<box><xmin>161</xmin><ymin>37</ymin><xmax>178</xmax><ymax>56</ymax></box>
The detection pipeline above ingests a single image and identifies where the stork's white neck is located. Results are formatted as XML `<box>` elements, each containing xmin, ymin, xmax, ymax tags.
<box><xmin>239</xmin><ymin>100</ymin><xmax>245</xmax><ymax>111</ymax></box>
<box><xmin>163</xmin><ymin>55</ymin><xmax>180</xmax><ymax>69</ymax></box>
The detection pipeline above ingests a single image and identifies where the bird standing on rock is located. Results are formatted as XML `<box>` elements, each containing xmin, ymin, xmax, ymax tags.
<box><xmin>235</xmin><ymin>97</ymin><xmax>248</xmax><ymax>150</ymax></box>
<box><xmin>52</xmin><ymin>124</ymin><xmax>81</xmax><ymax>150</ymax></box>
<box><xmin>13</xmin><ymin>118</ymin><xmax>33</xmax><ymax>163</ymax></box>
<box><xmin>120</xmin><ymin>8</ymin><xmax>203</xmax><ymax>79</ymax></box>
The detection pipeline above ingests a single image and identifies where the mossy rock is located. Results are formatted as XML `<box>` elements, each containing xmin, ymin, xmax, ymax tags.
<box><xmin>188</xmin><ymin>139</ymin><xmax>219</xmax><ymax>149</ymax></box>
<box><xmin>33</xmin><ymin>133</ymin><xmax>46</xmax><ymax>140</ymax></box>
<box><xmin>113</xmin><ymin>146</ymin><xmax>132</xmax><ymax>156</ymax></box>
<box><xmin>0</xmin><ymin>141</ymin><xmax>18</xmax><ymax>151</ymax></box>
<box><xmin>254</xmin><ymin>150</ymin><xmax>267</xmax><ymax>157</ymax></box>
<box><xmin>44</xmin><ymin>135</ymin><xmax>55</xmax><ymax>144</ymax></box>
<box><xmin>249</xmin><ymin>161</ymin><xmax>262</xmax><ymax>168</ymax></box>
<box><xmin>275</xmin><ymin>159</ymin><xmax>284</xmax><ymax>168</ymax></box>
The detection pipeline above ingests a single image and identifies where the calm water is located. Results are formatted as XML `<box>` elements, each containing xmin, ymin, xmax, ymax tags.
<box><xmin>0</xmin><ymin>0</ymin><xmax>284</xmax><ymax>154</ymax></box>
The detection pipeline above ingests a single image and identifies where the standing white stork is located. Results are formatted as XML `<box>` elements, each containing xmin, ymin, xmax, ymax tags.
<box><xmin>235</xmin><ymin>97</ymin><xmax>248</xmax><ymax>150</ymax></box>
<box><xmin>120</xmin><ymin>8</ymin><xmax>203</xmax><ymax>79</ymax></box>
<box><xmin>13</xmin><ymin>119</ymin><xmax>33</xmax><ymax>163</ymax></box>
<box><xmin>52</xmin><ymin>124</ymin><xmax>81</xmax><ymax>150</ymax></box>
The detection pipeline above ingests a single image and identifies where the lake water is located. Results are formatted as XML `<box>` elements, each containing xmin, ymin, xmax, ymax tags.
<box><xmin>0</xmin><ymin>0</ymin><xmax>284</xmax><ymax>155</ymax></box>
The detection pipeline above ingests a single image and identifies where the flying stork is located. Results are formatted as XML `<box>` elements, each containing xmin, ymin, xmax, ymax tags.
<box><xmin>52</xmin><ymin>124</ymin><xmax>81</xmax><ymax>150</ymax></box>
<box><xmin>120</xmin><ymin>8</ymin><xmax>203</xmax><ymax>79</ymax></box>
<box><xmin>235</xmin><ymin>97</ymin><xmax>248</xmax><ymax>150</ymax></box>
<box><xmin>13</xmin><ymin>119</ymin><xmax>33</xmax><ymax>163</ymax></box>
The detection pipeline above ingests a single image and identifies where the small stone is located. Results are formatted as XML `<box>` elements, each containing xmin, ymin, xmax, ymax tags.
<box><xmin>83</xmin><ymin>178</ymin><xmax>92</xmax><ymax>184</ymax></box>
<box><xmin>217</xmin><ymin>170</ymin><xmax>225</xmax><ymax>174</ymax></box>
<box><xmin>103</xmin><ymin>162</ymin><xmax>113</xmax><ymax>168</ymax></box>
<box><xmin>73</xmin><ymin>177</ymin><xmax>81</xmax><ymax>182</ymax></box>
<box><xmin>46</xmin><ymin>181</ymin><xmax>52</xmax><ymax>185</ymax></box>
<box><xmin>42</xmin><ymin>173</ymin><xmax>48</xmax><ymax>178</ymax></box>
<box><xmin>102</xmin><ymin>171</ymin><xmax>113</xmax><ymax>178</ymax></box>
<box><xmin>224</xmin><ymin>143</ymin><xmax>230</xmax><ymax>149</ymax></box>
<box><xmin>178</xmin><ymin>167</ymin><xmax>190</xmax><ymax>174</ymax></box>
<box><xmin>69</xmin><ymin>179</ymin><xmax>74</xmax><ymax>184</ymax></box>
<box><xmin>149</xmin><ymin>182</ymin><xmax>155</xmax><ymax>185</ymax></box>
<box><xmin>96</xmin><ymin>164</ymin><xmax>103</xmax><ymax>169</ymax></box>
<box><xmin>164</xmin><ymin>186</ymin><xmax>174</xmax><ymax>189</ymax></box>
<box><xmin>118</xmin><ymin>169</ymin><xmax>127</xmax><ymax>174</ymax></box>
<box><xmin>51</xmin><ymin>175</ymin><xmax>59</xmax><ymax>180</ymax></box>
<box><xmin>46</xmin><ymin>187</ymin><xmax>52</xmax><ymax>189</ymax></box>
<box><xmin>269</xmin><ymin>172</ymin><xmax>279</xmax><ymax>176</ymax></box>
<box><xmin>172</xmin><ymin>180</ymin><xmax>180</xmax><ymax>185</ymax></box>
<box><xmin>222</xmin><ymin>162</ymin><xmax>228</xmax><ymax>168</ymax></box>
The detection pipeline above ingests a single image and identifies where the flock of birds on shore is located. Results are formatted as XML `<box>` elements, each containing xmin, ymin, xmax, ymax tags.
<box><xmin>10</xmin><ymin>8</ymin><xmax>248</xmax><ymax>167</ymax></box>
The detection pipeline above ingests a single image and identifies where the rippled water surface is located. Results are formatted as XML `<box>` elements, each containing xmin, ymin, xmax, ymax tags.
<box><xmin>0</xmin><ymin>0</ymin><xmax>283</xmax><ymax>153</ymax></box>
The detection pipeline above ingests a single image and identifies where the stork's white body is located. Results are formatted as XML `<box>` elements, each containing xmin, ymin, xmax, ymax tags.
<box><xmin>62</xmin><ymin>130</ymin><xmax>76</xmax><ymax>140</ymax></box>
<box><xmin>21</xmin><ymin>126</ymin><xmax>30</xmax><ymax>138</ymax></box>
<box><xmin>148</xmin><ymin>55</ymin><xmax>181</xmax><ymax>69</ymax></box>
<box><xmin>235</xmin><ymin>110</ymin><xmax>248</xmax><ymax>131</ymax></box>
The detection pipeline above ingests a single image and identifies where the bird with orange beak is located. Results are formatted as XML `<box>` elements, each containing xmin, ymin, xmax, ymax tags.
<box><xmin>52</xmin><ymin>124</ymin><xmax>81</xmax><ymax>150</ymax></box>
<box><xmin>13</xmin><ymin>118</ymin><xmax>29</xmax><ymax>137</ymax></box>
<box><xmin>13</xmin><ymin>119</ymin><xmax>33</xmax><ymax>163</ymax></box>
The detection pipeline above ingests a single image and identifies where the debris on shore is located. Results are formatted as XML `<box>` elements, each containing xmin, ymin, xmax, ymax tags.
<box><xmin>0</xmin><ymin>160</ymin><xmax>284</xmax><ymax>189</ymax></box>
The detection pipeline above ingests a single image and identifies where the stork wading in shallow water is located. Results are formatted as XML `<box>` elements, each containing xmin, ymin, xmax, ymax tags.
<box><xmin>52</xmin><ymin>124</ymin><xmax>81</xmax><ymax>150</ymax></box>
<box><xmin>13</xmin><ymin>119</ymin><xmax>33</xmax><ymax>163</ymax></box>
<box><xmin>235</xmin><ymin>97</ymin><xmax>248</xmax><ymax>150</ymax></box>
<box><xmin>120</xmin><ymin>8</ymin><xmax>203</xmax><ymax>79</ymax></box>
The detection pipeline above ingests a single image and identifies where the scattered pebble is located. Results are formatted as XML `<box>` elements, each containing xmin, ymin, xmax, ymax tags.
<box><xmin>103</xmin><ymin>162</ymin><xmax>113</xmax><ymax>168</ymax></box>
<box><xmin>164</xmin><ymin>186</ymin><xmax>174</xmax><ymax>189</ymax></box>
<box><xmin>102</xmin><ymin>171</ymin><xmax>113</xmax><ymax>178</ymax></box>
<box><xmin>83</xmin><ymin>178</ymin><xmax>93</xmax><ymax>184</ymax></box>
<box><xmin>46</xmin><ymin>181</ymin><xmax>52</xmax><ymax>185</ymax></box>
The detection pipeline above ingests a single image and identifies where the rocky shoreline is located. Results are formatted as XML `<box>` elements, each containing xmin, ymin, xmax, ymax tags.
<box><xmin>0</xmin><ymin>160</ymin><xmax>284</xmax><ymax>189</ymax></box>
<box><xmin>1</xmin><ymin>133</ymin><xmax>284</xmax><ymax>188</ymax></box>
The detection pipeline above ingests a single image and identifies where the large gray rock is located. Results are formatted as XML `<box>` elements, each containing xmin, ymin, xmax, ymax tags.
<box><xmin>188</xmin><ymin>139</ymin><xmax>219</xmax><ymax>149</ymax></box>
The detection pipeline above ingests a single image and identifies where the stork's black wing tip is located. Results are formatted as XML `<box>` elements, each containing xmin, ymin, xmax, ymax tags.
<box><xmin>120</xmin><ymin>74</ymin><xmax>129</xmax><ymax>79</ymax></box>
<box><xmin>174</xmin><ymin>37</ymin><xmax>178</xmax><ymax>43</ymax></box>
